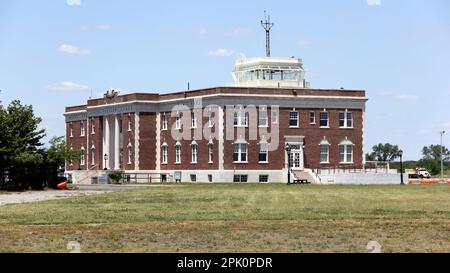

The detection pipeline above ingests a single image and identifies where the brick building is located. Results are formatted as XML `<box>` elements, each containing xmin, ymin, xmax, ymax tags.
<box><xmin>64</xmin><ymin>56</ymin><xmax>367</xmax><ymax>183</ymax></box>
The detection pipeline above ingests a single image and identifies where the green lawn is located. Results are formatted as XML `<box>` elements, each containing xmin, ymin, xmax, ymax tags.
<box><xmin>0</xmin><ymin>184</ymin><xmax>449</xmax><ymax>252</ymax></box>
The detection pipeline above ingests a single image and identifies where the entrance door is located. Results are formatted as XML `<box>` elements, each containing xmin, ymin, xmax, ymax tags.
<box><xmin>289</xmin><ymin>151</ymin><xmax>302</xmax><ymax>170</ymax></box>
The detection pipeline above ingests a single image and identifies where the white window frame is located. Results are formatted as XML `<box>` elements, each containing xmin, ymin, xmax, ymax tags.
<box><xmin>259</xmin><ymin>142</ymin><xmax>269</xmax><ymax>163</ymax></box>
<box><xmin>208</xmin><ymin>143</ymin><xmax>214</xmax><ymax>163</ymax></box>
<box><xmin>175</xmin><ymin>113</ymin><xmax>182</xmax><ymax>130</ymax></box>
<box><xmin>191</xmin><ymin>111</ymin><xmax>197</xmax><ymax>129</ymax></box>
<box><xmin>259</xmin><ymin>108</ymin><xmax>268</xmax><ymax>127</ymax></box>
<box><xmin>128</xmin><ymin>114</ymin><xmax>132</xmax><ymax>132</ymax></box>
<box><xmin>289</xmin><ymin>111</ymin><xmax>299</xmax><ymax>127</ymax></box>
<box><xmin>320</xmin><ymin>111</ymin><xmax>329</xmax><ymax>128</ymax></box>
<box><xmin>310</xmin><ymin>112</ymin><xmax>316</xmax><ymax>124</ymax></box>
<box><xmin>80</xmin><ymin>146</ymin><xmax>85</xmax><ymax>166</ymax></box>
<box><xmin>175</xmin><ymin>144</ymin><xmax>181</xmax><ymax>164</ymax></box>
<box><xmin>69</xmin><ymin>122</ymin><xmax>73</xmax><ymax>138</ymax></box>
<box><xmin>339</xmin><ymin>141</ymin><xmax>354</xmax><ymax>164</ymax></box>
<box><xmin>339</xmin><ymin>111</ymin><xmax>353</xmax><ymax>128</ymax></box>
<box><xmin>233</xmin><ymin>143</ymin><xmax>248</xmax><ymax>163</ymax></box>
<box><xmin>91</xmin><ymin>118</ymin><xmax>95</xmax><ymax>134</ymax></box>
<box><xmin>80</xmin><ymin>120</ymin><xmax>85</xmax><ymax>137</ymax></box>
<box><xmin>233</xmin><ymin>111</ymin><xmax>248</xmax><ymax>127</ymax></box>
<box><xmin>127</xmin><ymin>143</ymin><xmax>133</xmax><ymax>164</ymax></box>
<box><xmin>162</xmin><ymin>144</ymin><xmax>168</xmax><ymax>164</ymax></box>
<box><xmin>91</xmin><ymin>145</ymin><xmax>96</xmax><ymax>165</ymax></box>
<box><xmin>69</xmin><ymin>146</ymin><xmax>73</xmax><ymax>166</ymax></box>
<box><xmin>320</xmin><ymin>144</ymin><xmax>329</xmax><ymax>164</ymax></box>
<box><xmin>271</xmin><ymin>110</ymin><xmax>278</xmax><ymax>124</ymax></box>
<box><xmin>162</xmin><ymin>113</ymin><xmax>168</xmax><ymax>131</ymax></box>
<box><xmin>191</xmin><ymin>142</ymin><xmax>198</xmax><ymax>164</ymax></box>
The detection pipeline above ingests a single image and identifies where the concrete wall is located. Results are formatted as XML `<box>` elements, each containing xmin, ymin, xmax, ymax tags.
<box><xmin>319</xmin><ymin>173</ymin><xmax>407</xmax><ymax>185</ymax></box>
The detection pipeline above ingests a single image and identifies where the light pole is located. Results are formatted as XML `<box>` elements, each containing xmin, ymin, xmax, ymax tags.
<box><xmin>285</xmin><ymin>143</ymin><xmax>291</xmax><ymax>184</ymax></box>
<box><xmin>103</xmin><ymin>154</ymin><xmax>108</xmax><ymax>170</ymax></box>
<box><xmin>440</xmin><ymin>131</ymin><xmax>446</xmax><ymax>182</ymax></box>
<box><xmin>399</xmin><ymin>150</ymin><xmax>404</xmax><ymax>185</ymax></box>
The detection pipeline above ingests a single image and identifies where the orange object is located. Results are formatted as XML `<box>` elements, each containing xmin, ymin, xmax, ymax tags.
<box><xmin>57</xmin><ymin>181</ymin><xmax>68</xmax><ymax>190</ymax></box>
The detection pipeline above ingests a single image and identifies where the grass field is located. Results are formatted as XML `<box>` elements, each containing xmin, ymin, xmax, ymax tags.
<box><xmin>0</xmin><ymin>184</ymin><xmax>449</xmax><ymax>253</ymax></box>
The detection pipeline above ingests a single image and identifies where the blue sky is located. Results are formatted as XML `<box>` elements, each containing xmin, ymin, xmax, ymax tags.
<box><xmin>0</xmin><ymin>0</ymin><xmax>449</xmax><ymax>160</ymax></box>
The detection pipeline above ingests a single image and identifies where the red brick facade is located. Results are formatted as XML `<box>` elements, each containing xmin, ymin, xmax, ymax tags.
<box><xmin>65</xmin><ymin>87</ymin><xmax>366</xmax><ymax>173</ymax></box>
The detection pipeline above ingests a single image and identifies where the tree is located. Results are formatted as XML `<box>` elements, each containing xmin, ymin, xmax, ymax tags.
<box><xmin>419</xmin><ymin>145</ymin><xmax>450</xmax><ymax>175</ymax></box>
<box><xmin>46</xmin><ymin>136</ymin><xmax>80</xmax><ymax>188</ymax></box>
<box><xmin>368</xmin><ymin>143</ymin><xmax>401</xmax><ymax>162</ymax></box>
<box><xmin>0</xmin><ymin>100</ymin><xmax>46</xmax><ymax>190</ymax></box>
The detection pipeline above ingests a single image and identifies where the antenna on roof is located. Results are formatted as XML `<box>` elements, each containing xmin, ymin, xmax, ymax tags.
<box><xmin>261</xmin><ymin>11</ymin><xmax>274</xmax><ymax>57</ymax></box>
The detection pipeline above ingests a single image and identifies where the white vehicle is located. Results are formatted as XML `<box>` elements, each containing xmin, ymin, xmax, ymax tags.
<box><xmin>406</xmin><ymin>168</ymin><xmax>431</xmax><ymax>179</ymax></box>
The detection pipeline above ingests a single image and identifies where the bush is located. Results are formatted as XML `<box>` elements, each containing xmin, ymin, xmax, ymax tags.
<box><xmin>108</xmin><ymin>171</ymin><xmax>123</xmax><ymax>184</ymax></box>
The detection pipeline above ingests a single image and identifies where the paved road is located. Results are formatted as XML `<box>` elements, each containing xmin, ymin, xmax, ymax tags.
<box><xmin>77</xmin><ymin>184</ymin><xmax>150</xmax><ymax>192</ymax></box>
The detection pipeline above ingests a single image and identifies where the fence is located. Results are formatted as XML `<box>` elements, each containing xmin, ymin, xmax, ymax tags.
<box><xmin>312</xmin><ymin>161</ymin><xmax>394</xmax><ymax>176</ymax></box>
<box><xmin>120</xmin><ymin>173</ymin><xmax>173</xmax><ymax>184</ymax></box>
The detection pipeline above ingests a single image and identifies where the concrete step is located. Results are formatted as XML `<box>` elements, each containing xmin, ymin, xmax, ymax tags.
<box><xmin>292</xmin><ymin>170</ymin><xmax>320</xmax><ymax>184</ymax></box>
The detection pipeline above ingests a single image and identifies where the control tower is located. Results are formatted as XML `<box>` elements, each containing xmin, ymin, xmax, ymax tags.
<box><xmin>233</xmin><ymin>12</ymin><xmax>310</xmax><ymax>88</ymax></box>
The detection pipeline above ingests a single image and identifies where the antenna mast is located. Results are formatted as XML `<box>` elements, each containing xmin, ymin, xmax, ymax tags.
<box><xmin>261</xmin><ymin>11</ymin><xmax>274</xmax><ymax>57</ymax></box>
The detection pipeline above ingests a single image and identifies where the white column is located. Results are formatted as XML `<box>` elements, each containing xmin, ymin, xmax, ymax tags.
<box><xmin>134</xmin><ymin>112</ymin><xmax>140</xmax><ymax>170</ymax></box>
<box><xmin>218</xmin><ymin>106</ymin><xmax>225</xmax><ymax>170</ymax></box>
<box><xmin>103</xmin><ymin>116</ymin><xmax>110</xmax><ymax>169</ymax></box>
<box><xmin>155</xmin><ymin>112</ymin><xmax>161</xmax><ymax>171</ymax></box>
<box><xmin>114</xmin><ymin>115</ymin><xmax>120</xmax><ymax>170</ymax></box>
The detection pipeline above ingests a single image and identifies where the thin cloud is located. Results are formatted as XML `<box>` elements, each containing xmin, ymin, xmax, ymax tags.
<box><xmin>366</xmin><ymin>0</ymin><xmax>381</xmax><ymax>6</ymax></box>
<box><xmin>225</xmin><ymin>27</ymin><xmax>252</xmax><ymax>37</ymax></box>
<box><xmin>208</xmin><ymin>49</ymin><xmax>235</xmax><ymax>57</ymax></box>
<box><xmin>395</xmin><ymin>94</ymin><xmax>418</xmax><ymax>101</ymax></box>
<box><xmin>66</xmin><ymin>0</ymin><xmax>81</xmax><ymax>6</ymax></box>
<box><xmin>95</xmin><ymin>24</ymin><xmax>112</xmax><ymax>30</ymax></box>
<box><xmin>45</xmin><ymin>81</ymin><xmax>89</xmax><ymax>91</ymax></box>
<box><xmin>58</xmin><ymin>44</ymin><xmax>90</xmax><ymax>55</ymax></box>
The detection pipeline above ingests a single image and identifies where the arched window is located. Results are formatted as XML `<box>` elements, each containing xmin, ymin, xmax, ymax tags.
<box><xmin>339</xmin><ymin>138</ymin><xmax>354</xmax><ymax>163</ymax></box>
<box><xmin>191</xmin><ymin>141</ymin><xmax>198</xmax><ymax>164</ymax></box>
<box><xmin>175</xmin><ymin>141</ymin><xmax>181</xmax><ymax>164</ymax></box>
<box><xmin>208</xmin><ymin>142</ymin><xmax>214</xmax><ymax>163</ymax></box>
<box><xmin>127</xmin><ymin>142</ymin><xmax>133</xmax><ymax>164</ymax></box>
<box><xmin>161</xmin><ymin>142</ymin><xmax>168</xmax><ymax>164</ymax></box>
<box><xmin>91</xmin><ymin>144</ymin><xmax>96</xmax><ymax>165</ymax></box>
<box><xmin>319</xmin><ymin>138</ymin><xmax>330</xmax><ymax>164</ymax></box>
<box><xmin>80</xmin><ymin>146</ymin><xmax>85</xmax><ymax>166</ymax></box>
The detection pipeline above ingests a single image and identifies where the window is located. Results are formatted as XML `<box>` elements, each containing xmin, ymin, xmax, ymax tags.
<box><xmin>208</xmin><ymin>174</ymin><xmax>213</xmax><ymax>183</ymax></box>
<box><xmin>162</xmin><ymin>145</ymin><xmax>168</xmax><ymax>164</ymax></box>
<box><xmin>80</xmin><ymin>121</ymin><xmax>85</xmax><ymax>136</ymax></box>
<box><xmin>259</xmin><ymin>143</ymin><xmax>268</xmax><ymax>163</ymax></box>
<box><xmin>339</xmin><ymin>112</ymin><xmax>353</xmax><ymax>128</ymax></box>
<box><xmin>128</xmin><ymin>114</ymin><xmax>132</xmax><ymax>131</ymax></box>
<box><xmin>234</xmin><ymin>111</ymin><xmax>248</xmax><ymax>127</ymax></box>
<box><xmin>320</xmin><ymin>112</ymin><xmax>329</xmax><ymax>127</ymax></box>
<box><xmin>175</xmin><ymin>113</ymin><xmax>182</xmax><ymax>130</ymax></box>
<box><xmin>289</xmin><ymin>111</ymin><xmax>299</xmax><ymax>127</ymax></box>
<box><xmin>259</xmin><ymin>175</ymin><xmax>269</xmax><ymax>183</ymax></box>
<box><xmin>259</xmin><ymin>108</ymin><xmax>268</xmax><ymax>127</ymax></box>
<box><xmin>91</xmin><ymin>119</ymin><xmax>95</xmax><ymax>134</ymax></box>
<box><xmin>69</xmin><ymin>146</ymin><xmax>73</xmax><ymax>166</ymax></box>
<box><xmin>208</xmin><ymin>111</ymin><xmax>214</xmax><ymax>127</ymax></box>
<box><xmin>191</xmin><ymin>144</ymin><xmax>198</xmax><ymax>164</ymax></box>
<box><xmin>208</xmin><ymin>144</ymin><xmax>214</xmax><ymax>163</ymax></box>
<box><xmin>175</xmin><ymin>144</ymin><xmax>181</xmax><ymax>164</ymax></box>
<box><xmin>191</xmin><ymin>111</ymin><xmax>197</xmax><ymax>128</ymax></box>
<box><xmin>162</xmin><ymin>113</ymin><xmax>168</xmax><ymax>130</ymax></box>
<box><xmin>320</xmin><ymin>144</ymin><xmax>329</xmax><ymax>163</ymax></box>
<box><xmin>127</xmin><ymin>143</ymin><xmax>132</xmax><ymax>164</ymax></box>
<box><xmin>233</xmin><ymin>143</ymin><xmax>248</xmax><ymax>163</ymax></box>
<box><xmin>80</xmin><ymin>147</ymin><xmax>85</xmax><ymax>166</ymax></box>
<box><xmin>339</xmin><ymin>141</ymin><xmax>354</xmax><ymax>163</ymax></box>
<box><xmin>190</xmin><ymin>174</ymin><xmax>197</xmax><ymax>182</ymax></box>
<box><xmin>69</xmin><ymin>122</ymin><xmax>73</xmax><ymax>137</ymax></box>
<box><xmin>310</xmin><ymin>112</ymin><xmax>316</xmax><ymax>124</ymax></box>
<box><xmin>271</xmin><ymin>110</ymin><xmax>278</xmax><ymax>124</ymax></box>
<box><xmin>233</xmin><ymin>175</ymin><xmax>248</xmax><ymax>183</ymax></box>
<box><xmin>91</xmin><ymin>146</ymin><xmax>95</xmax><ymax>165</ymax></box>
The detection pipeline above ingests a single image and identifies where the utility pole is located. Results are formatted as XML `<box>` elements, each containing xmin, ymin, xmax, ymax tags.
<box><xmin>440</xmin><ymin>131</ymin><xmax>446</xmax><ymax>182</ymax></box>
<box><xmin>261</xmin><ymin>11</ymin><xmax>274</xmax><ymax>57</ymax></box>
